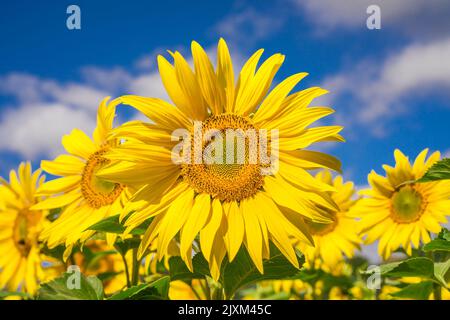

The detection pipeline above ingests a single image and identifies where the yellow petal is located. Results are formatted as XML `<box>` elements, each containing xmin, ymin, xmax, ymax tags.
<box><xmin>119</xmin><ymin>95</ymin><xmax>192</xmax><ymax>131</ymax></box>
<box><xmin>278</xmin><ymin>126</ymin><xmax>344</xmax><ymax>150</ymax></box>
<box><xmin>30</xmin><ymin>190</ymin><xmax>81</xmax><ymax>210</ymax></box>
<box><xmin>62</xmin><ymin>129</ymin><xmax>97</xmax><ymax>159</ymax></box>
<box><xmin>93</xmin><ymin>97</ymin><xmax>120</xmax><ymax>145</ymax></box>
<box><xmin>36</xmin><ymin>175</ymin><xmax>81</xmax><ymax>196</ymax></box>
<box><xmin>172</xmin><ymin>51</ymin><xmax>208</xmax><ymax>119</ymax></box>
<box><xmin>224</xmin><ymin>201</ymin><xmax>244</xmax><ymax>261</ymax></box>
<box><xmin>191</xmin><ymin>41</ymin><xmax>225</xmax><ymax>115</ymax></box>
<box><xmin>41</xmin><ymin>155</ymin><xmax>85</xmax><ymax>176</ymax></box>
<box><xmin>157</xmin><ymin>189</ymin><xmax>194</xmax><ymax>260</ymax></box>
<box><xmin>281</xmin><ymin>150</ymin><xmax>342</xmax><ymax>172</ymax></box>
<box><xmin>217</xmin><ymin>38</ymin><xmax>235</xmax><ymax>112</ymax></box>
<box><xmin>180</xmin><ymin>194</ymin><xmax>211</xmax><ymax>271</ymax></box>
<box><xmin>235</xmin><ymin>53</ymin><xmax>284</xmax><ymax>115</ymax></box>
<box><xmin>200</xmin><ymin>199</ymin><xmax>223</xmax><ymax>262</ymax></box>
<box><xmin>241</xmin><ymin>197</ymin><xmax>263</xmax><ymax>273</ymax></box>
<box><xmin>157</xmin><ymin>55</ymin><xmax>195</xmax><ymax>118</ymax></box>
<box><xmin>252</xmin><ymin>73</ymin><xmax>308</xmax><ymax>124</ymax></box>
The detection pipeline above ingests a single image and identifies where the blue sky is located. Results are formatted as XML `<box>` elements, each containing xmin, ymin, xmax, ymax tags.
<box><xmin>1</xmin><ymin>0</ymin><xmax>450</xmax><ymax>188</ymax></box>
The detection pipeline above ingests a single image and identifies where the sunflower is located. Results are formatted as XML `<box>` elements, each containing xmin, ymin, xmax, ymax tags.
<box><xmin>0</xmin><ymin>162</ymin><xmax>60</xmax><ymax>294</ymax></box>
<box><xmin>298</xmin><ymin>170</ymin><xmax>361</xmax><ymax>268</ymax></box>
<box><xmin>31</xmin><ymin>98</ymin><xmax>128</xmax><ymax>259</ymax></box>
<box><xmin>98</xmin><ymin>39</ymin><xmax>344</xmax><ymax>279</ymax></box>
<box><xmin>351</xmin><ymin>149</ymin><xmax>450</xmax><ymax>260</ymax></box>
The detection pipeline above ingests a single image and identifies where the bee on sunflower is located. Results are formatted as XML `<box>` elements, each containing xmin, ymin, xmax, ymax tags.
<box><xmin>351</xmin><ymin>149</ymin><xmax>450</xmax><ymax>260</ymax></box>
<box><xmin>97</xmin><ymin>39</ymin><xmax>344</xmax><ymax>279</ymax></box>
<box><xmin>0</xmin><ymin>163</ymin><xmax>61</xmax><ymax>294</ymax></box>
<box><xmin>31</xmin><ymin>98</ymin><xmax>129</xmax><ymax>259</ymax></box>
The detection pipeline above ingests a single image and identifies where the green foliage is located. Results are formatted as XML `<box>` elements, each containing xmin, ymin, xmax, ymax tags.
<box><xmin>390</xmin><ymin>281</ymin><xmax>434</xmax><ymax>300</ymax></box>
<box><xmin>37</xmin><ymin>272</ymin><xmax>104</xmax><ymax>300</ymax></box>
<box><xmin>434</xmin><ymin>259</ymin><xmax>450</xmax><ymax>287</ymax></box>
<box><xmin>87</xmin><ymin>215</ymin><xmax>126</xmax><ymax>234</ymax></box>
<box><xmin>108</xmin><ymin>276</ymin><xmax>170</xmax><ymax>300</ymax></box>
<box><xmin>383</xmin><ymin>257</ymin><xmax>434</xmax><ymax>278</ymax></box>
<box><xmin>114</xmin><ymin>237</ymin><xmax>141</xmax><ymax>256</ymax></box>
<box><xmin>87</xmin><ymin>214</ymin><xmax>152</xmax><ymax>236</ymax></box>
<box><xmin>423</xmin><ymin>240</ymin><xmax>450</xmax><ymax>252</ymax></box>
<box><xmin>168</xmin><ymin>244</ymin><xmax>304</xmax><ymax>299</ymax></box>
<box><xmin>169</xmin><ymin>254</ymin><xmax>211</xmax><ymax>281</ymax></box>
<box><xmin>220</xmin><ymin>245</ymin><xmax>304</xmax><ymax>299</ymax></box>
<box><xmin>437</xmin><ymin>228</ymin><xmax>450</xmax><ymax>241</ymax></box>
<box><xmin>417</xmin><ymin>158</ymin><xmax>450</xmax><ymax>182</ymax></box>
<box><xmin>369</xmin><ymin>232</ymin><xmax>450</xmax><ymax>299</ymax></box>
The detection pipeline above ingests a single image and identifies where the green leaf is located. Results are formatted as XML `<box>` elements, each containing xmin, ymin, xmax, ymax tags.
<box><xmin>417</xmin><ymin>158</ymin><xmax>450</xmax><ymax>182</ymax></box>
<box><xmin>423</xmin><ymin>240</ymin><xmax>450</xmax><ymax>252</ymax></box>
<box><xmin>361</xmin><ymin>261</ymin><xmax>402</xmax><ymax>275</ymax></box>
<box><xmin>37</xmin><ymin>273</ymin><xmax>104</xmax><ymax>300</ymax></box>
<box><xmin>86</xmin><ymin>276</ymin><xmax>104</xmax><ymax>299</ymax></box>
<box><xmin>438</xmin><ymin>228</ymin><xmax>450</xmax><ymax>241</ymax></box>
<box><xmin>382</xmin><ymin>257</ymin><xmax>434</xmax><ymax>278</ymax></box>
<box><xmin>168</xmin><ymin>244</ymin><xmax>304</xmax><ymax>299</ymax></box>
<box><xmin>221</xmin><ymin>244</ymin><xmax>304</xmax><ymax>299</ymax></box>
<box><xmin>108</xmin><ymin>283</ymin><xmax>149</xmax><ymax>300</ymax></box>
<box><xmin>114</xmin><ymin>237</ymin><xmax>141</xmax><ymax>255</ymax></box>
<box><xmin>169</xmin><ymin>253</ymin><xmax>210</xmax><ymax>281</ymax></box>
<box><xmin>108</xmin><ymin>276</ymin><xmax>170</xmax><ymax>300</ymax></box>
<box><xmin>390</xmin><ymin>281</ymin><xmax>434</xmax><ymax>300</ymax></box>
<box><xmin>86</xmin><ymin>214</ymin><xmax>151</xmax><ymax>236</ymax></box>
<box><xmin>87</xmin><ymin>215</ymin><xmax>125</xmax><ymax>234</ymax></box>
<box><xmin>40</xmin><ymin>244</ymin><xmax>67</xmax><ymax>261</ymax></box>
<box><xmin>434</xmin><ymin>259</ymin><xmax>450</xmax><ymax>288</ymax></box>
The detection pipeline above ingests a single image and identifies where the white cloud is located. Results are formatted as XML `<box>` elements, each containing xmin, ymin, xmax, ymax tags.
<box><xmin>0</xmin><ymin>103</ymin><xmax>96</xmax><ymax>159</ymax></box>
<box><xmin>294</xmin><ymin>0</ymin><xmax>450</xmax><ymax>37</ymax></box>
<box><xmin>81</xmin><ymin>66</ymin><xmax>132</xmax><ymax>93</ymax></box>
<box><xmin>0</xmin><ymin>73</ymin><xmax>109</xmax><ymax>112</ymax></box>
<box><xmin>213</xmin><ymin>8</ymin><xmax>284</xmax><ymax>46</ymax></box>
<box><xmin>318</xmin><ymin>38</ymin><xmax>450</xmax><ymax>136</ymax></box>
<box><xmin>128</xmin><ymin>73</ymin><xmax>168</xmax><ymax>99</ymax></box>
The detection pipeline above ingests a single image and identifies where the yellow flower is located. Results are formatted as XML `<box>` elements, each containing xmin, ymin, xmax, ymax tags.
<box><xmin>98</xmin><ymin>39</ymin><xmax>343</xmax><ymax>279</ymax></box>
<box><xmin>298</xmin><ymin>171</ymin><xmax>361</xmax><ymax>268</ymax></box>
<box><xmin>352</xmin><ymin>149</ymin><xmax>450</xmax><ymax>260</ymax></box>
<box><xmin>31</xmin><ymin>98</ymin><xmax>128</xmax><ymax>259</ymax></box>
<box><xmin>0</xmin><ymin>163</ymin><xmax>61</xmax><ymax>294</ymax></box>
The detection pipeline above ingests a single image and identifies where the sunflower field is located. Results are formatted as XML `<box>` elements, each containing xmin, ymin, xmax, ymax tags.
<box><xmin>0</xmin><ymin>38</ymin><xmax>449</xmax><ymax>302</ymax></box>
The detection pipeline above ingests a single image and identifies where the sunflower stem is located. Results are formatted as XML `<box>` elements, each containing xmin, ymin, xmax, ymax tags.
<box><xmin>120</xmin><ymin>252</ymin><xmax>131</xmax><ymax>288</ymax></box>
<box><xmin>131</xmin><ymin>247</ymin><xmax>140</xmax><ymax>286</ymax></box>
<box><xmin>433</xmin><ymin>285</ymin><xmax>442</xmax><ymax>300</ymax></box>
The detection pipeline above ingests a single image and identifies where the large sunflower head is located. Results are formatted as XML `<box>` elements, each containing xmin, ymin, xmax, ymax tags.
<box><xmin>31</xmin><ymin>98</ymin><xmax>128</xmax><ymax>259</ymax></box>
<box><xmin>298</xmin><ymin>170</ymin><xmax>361</xmax><ymax>269</ymax></box>
<box><xmin>351</xmin><ymin>148</ymin><xmax>450</xmax><ymax>260</ymax></box>
<box><xmin>0</xmin><ymin>162</ymin><xmax>60</xmax><ymax>294</ymax></box>
<box><xmin>98</xmin><ymin>39</ymin><xmax>344</xmax><ymax>279</ymax></box>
